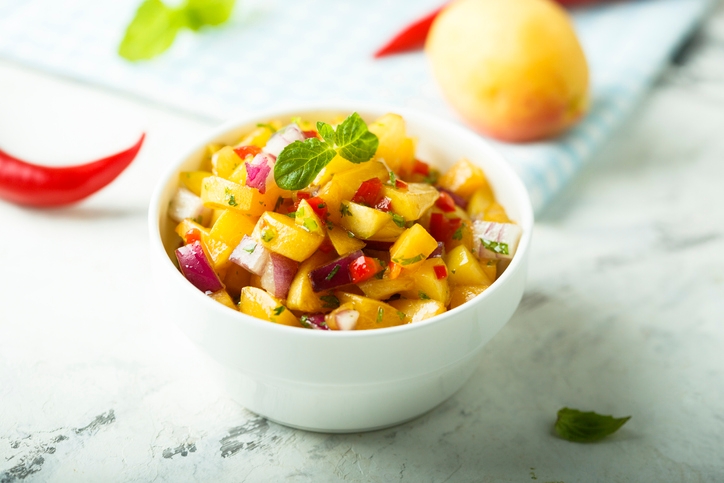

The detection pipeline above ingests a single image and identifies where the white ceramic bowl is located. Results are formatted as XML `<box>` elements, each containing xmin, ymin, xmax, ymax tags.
<box><xmin>148</xmin><ymin>102</ymin><xmax>533</xmax><ymax>432</ymax></box>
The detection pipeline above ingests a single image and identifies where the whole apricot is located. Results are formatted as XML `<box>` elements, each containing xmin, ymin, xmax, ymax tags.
<box><xmin>425</xmin><ymin>0</ymin><xmax>589</xmax><ymax>142</ymax></box>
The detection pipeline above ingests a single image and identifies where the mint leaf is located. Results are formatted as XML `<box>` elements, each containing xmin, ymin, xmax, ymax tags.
<box><xmin>334</xmin><ymin>112</ymin><xmax>379</xmax><ymax>163</ymax></box>
<box><xmin>184</xmin><ymin>0</ymin><xmax>234</xmax><ymax>28</ymax></box>
<box><xmin>118</xmin><ymin>0</ymin><xmax>183</xmax><ymax>61</ymax></box>
<box><xmin>555</xmin><ymin>408</ymin><xmax>631</xmax><ymax>443</ymax></box>
<box><xmin>274</xmin><ymin>139</ymin><xmax>336</xmax><ymax>190</ymax></box>
<box><xmin>317</xmin><ymin>122</ymin><xmax>335</xmax><ymax>145</ymax></box>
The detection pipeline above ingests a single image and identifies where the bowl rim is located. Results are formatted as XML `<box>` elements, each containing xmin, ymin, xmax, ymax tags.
<box><xmin>148</xmin><ymin>101</ymin><xmax>534</xmax><ymax>339</ymax></box>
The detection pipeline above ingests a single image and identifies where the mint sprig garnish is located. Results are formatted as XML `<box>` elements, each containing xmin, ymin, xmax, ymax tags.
<box><xmin>274</xmin><ymin>113</ymin><xmax>379</xmax><ymax>190</ymax></box>
<box><xmin>554</xmin><ymin>408</ymin><xmax>631</xmax><ymax>443</ymax></box>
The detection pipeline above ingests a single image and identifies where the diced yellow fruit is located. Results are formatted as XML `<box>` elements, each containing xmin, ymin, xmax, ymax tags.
<box><xmin>236</xmin><ymin>123</ymin><xmax>279</xmax><ymax>148</ymax></box>
<box><xmin>358</xmin><ymin>276</ymin><xmax>414</xmax><ymax>300</ymax></box>
<box><xmin>388</xmin><ymin>298</ymin><xmax>446</xmax><ymax>322</ymax></box>
<box><xmin>228</xmin><ymin>162</ymin><xmax>247</xmax><ymax>184</ymax></box>
<box><xmin>331</xmin><ymin>161</ymin><xmax>390</xmax><ymax>201</ymax></box>
<box><xmin>483</xmin><ymin>202</ymin><xmax>511</xmax><ymax>223</ymax></box>
<box><xmin>368</xmin><ymin>113</ymin><xmax>416</xmax><ymax>175</ymax></box>
<box><xmin>201</xmin><ymin>176</ymin><xmax>282</xmax><ymax>216</ymax></box>
<box><xmin>210</xmin><ymin>209</ymin><xmax>224</xmax><ymax>226</ymax></box>
<box><xmin>438</xmin><ymin>158</ymin><xmax>489</xmax><ymax>200</ymax></box>
<box><xmin>327</xmin><ymin>224</ymin><xmax>365</xmax><ymax>255</ymax></box>
<box><xmin>179</xmin><ymin>171</ymin><xmax>213</xmax><ymax>196</ymax></box>
<box><xmin>335</xmin><ymin>293</ymin><xmax>407</xmax><ymax>330</ymax></box>
<box><xmin>205</xmin><ymin>210</ymin><xmax>258</xmax><ymax>270</ymax></box>
<box><xmin>286</xmin><ymin>251</ymin><xmax>337</xmax><ymax>312</ymax></box>
<box><xmin>445</xmin><ymin>245</ymin><xmax>493</xmax><ymax>286</ymax></box>
<box><xmin>206</xmin><ymin>143</ymin><xmax>224</xmax><ymax>156</ymax></box>
<box><xmin>382</xmin><ymin>183</ymin><xmax>439</xmax><ymax>221</ymax></box>
<box><xmin>223</xmin><ymin>264</ymin><xmax>251</xmax><ymax>299</ymax></box>
<box><xmin>294</xmin><ymin>199</ymin><xmax>325</xmax><ymax>236</ymax></box>
<box><xmin>239</xmin><ymin>287</ymin><xmax>301</xmax><ymax>327</ymax></box>
<box><xmin>249</xmin><ymin>273</ymin><xmax>263</xmax><ymax>289</ymax></box>
<box><xmin>317</xmin><ymin>181</ymin><xmax>344</xmax><ymax>224</ymax></box>
<box><xmin>208</xmin><ymin>289</ymin><xmax>237</xmax><ymax>310</ymax></box>
<box><xmin>399</xmin><ymin>258</ymin><xmax>450</xmax><ymax>304</ymax></box>
<box><xmin>390</xmin><ymin>223</ymin><xmax>438</xmax><ymax>270</ymax></box>
<box><xmin>447</xmin><ymin>219</ymin><xmax>475</xmax><ymax>253</ymax></box>
<box><xmin>252</xmin><ymin>211</ymin><xmax>324</xmax><ymax>262</ymax></box>
<box><xmin>467</xmin><ymin>185</ymin><xmax>496</xmax><ymax>219</ymax></box>
<box><xmin>448</xmin><ymin>285</ymin><xmax>489</xmax><ymax>309</ymax></box>
<box><xmin>212</xmin><ymin>146</ymin><xmax>244</xmax><ymax>179</ymax></box>
<box><xmin>313</xmin><ymin>154</ymin><xmax>355</xmax><ymax>186</ymax></box>
<box><xmin>340</xmin><ymin>202</ymin><xmax>392</xmax><ymax>239</ymax></box>
<box><xmin>365</xmin><ymin>220</ymin><xmax>405</xmax><ymax>242</ymax></box>
<box><xmin>480</xmin><ymin>258</ymin><xmax>497</xmax><ymax>282</ymax></box>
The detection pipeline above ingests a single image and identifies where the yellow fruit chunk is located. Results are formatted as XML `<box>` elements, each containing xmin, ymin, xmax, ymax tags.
<box><xmin>329</xmin><ymin>161</ymin><xmax>390</xmax><ymax>201</ymax></box>
<box><xmin>368</xmin><ymin>113</ymin><xmax>416</xmax><ymax>175</ymax></box>
<box><xmin>340</xmin><ymin>202</ymin><xmax>392</xmax><ymax>239</ymax></box>
<box><xmin>467</xmin><ymin>184</ymin><xmax>496</xmax><ymax>219</ymax></box>
<box><xmin>445</xmin><ymin>245</ymin><xmax>493</xmax><ymax>286</ymax></box>
<box><xmin>399</xmin><ymin>258</ymin><xmax>450</xmax><ymax>305</ymax></box>
<box><xmin>358</xmin><ymin>276</ymin><xmax>414</xmax><ymax>300</ymax></box>
<box><xmin>294</xmin><ymin>199</ymin><xmax>325</xmax><ymax>236</ymax></box>
<box><xmin>448</xmin><ymin>285</ymin><xmax>489</xmax><ymax>310</ymax></box>
<box><xmin>438</xmin><ymin>158</ymin><xmax>489</xmax><ymax>200</ymax></box>
<box><xmin>208</xmin><ymin>290</ymin><xmax>237</xmax><ymax>310</ymax></box>
<box><xmin>365</xmin><ymin>220</ymin><xmax>405</xmax><ymax>242</ymax></box>
<box><xmin>480</xmin><ymin>258</ymin><xmax>497</xmax><ymax>282</ymax></box>
<box><xmin>223</xmin><ymin>264</ymin><xmax>251</xmax><ymax>299</ymax></box>
<box><xmin>335</xmin><ymin>293</ymin><xmax>407</xmax><ymax>330</ymax></box>
<box><xmin>240</xmin><ymin>287</ymin><xmax>301</xmax><ymax>327</ymax></box>
<box><xmin>287</xmin><ymin>251</ymin><xmax>337</xmax><ymax>312</ymax></box>
<box><xmin>205</xmin><ymin>209</ymin><xmax>258</xmax><ymax>270</ymax></box>
<box><xmin>483</xmin><ymin>202</ymin><xmax>510</xmax><ymax>223</ymax></box>
<box><xmin>252</xmin><ymin>211</ymin><xmax>324</xmax><ymax>262</ymax></box>
<box><xmin>236</xmin><ymin>123</ymin><xmax>279</xmax><ymax>148</ymax></box>
<box><xmin>314</xmin><ymin>154</ymin><xmax>355</xmax><ymax>187</ymax></box>
<box><xmin>212</xmin><ymin>146</ymin><xmax>244</xmax><ymax>179</ymax></box>
<box><xmin>390</xmin><ymin>223</ymin><xmax>439</xmax><ymax>270</ymax></box>
<box><xmin>201</xmin><ymin>176</ymin><xmax>282</xmax><ymax>216</ymax></box>
<box><xmin>388</xmin><ymin>298</ymin><xmax>446</xmax><ymax>323</ymax></box>
<box><xmin>327</xmin><ymin>224</ymin><xmax>365</xmax><ymax>256</ymax></box>
<box><xmin>426</xmin><ymin>0</ymin><xmax>589</xmax><ymax>142</ymax></box>
<box><xmin>317</xmin><ymin>181</ymin><xmax>344</xmax><ymax>224</ymax></box>
<box><xmin>179</xmin><ymin>171</ymin><xmax>213</xmax><ymax>196</ymax></box>
<box><xmin>382</xmin><ymin>183</ymin><xmax>439</xmax><ymax>221</ymax></box>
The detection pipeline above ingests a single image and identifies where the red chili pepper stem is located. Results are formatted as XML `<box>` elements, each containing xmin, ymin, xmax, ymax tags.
<box><xmin>0</xmin><ymin>133</ymin><xmax>145</xmax><ymax>208</ymax></box>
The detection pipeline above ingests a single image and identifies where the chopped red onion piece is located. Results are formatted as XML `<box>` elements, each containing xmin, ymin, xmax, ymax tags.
<box><xmin>309</xmin><ymin>250</ymin><xmax>363</xmax><ymax>292</ymax></box>
<box><xmin>260</xmin><ymin>253</ymin><xmax>298</xmax><ymax>299</ymax></box>
<box><xmin>245</xmin><ymin>153</ymin><xmax>274</xmax><ymax>194</ymax></box>
<box><xmin>472</xmin><ymin>221</ymin><xmax>522</xmax><ymax>260</ymax></box>
<box><xmin>301</xmin><ymin>313</ymin><xmax>329</xmax><ymax>330</ymax></box>
<box><xmin>263</xmin><ymin>124</ymin><xmax>305</xmax><ymax>157</ymax></box>
<box><xmin>168</xmin><ymin>186</ymin><xmax>210</xmax><ymax>224</ymax></box>
<box><xmin>428</xmin><ymin>241</ymin><xmax>445</xmax><ymax>258</ymax></box>
<box><xmin>334</xmin><ymin>309</ymin><xmax>359</xmax><ymax>331</ymax></box>
<box><xmin>175</xmin><ymin>241</ymin><xmax>223</xmax><ymax>293</ymax></box>
<box><xmin>229</xmin><ymin>235</ymin><xmax>269</xmax><ymax>275</ymax></box>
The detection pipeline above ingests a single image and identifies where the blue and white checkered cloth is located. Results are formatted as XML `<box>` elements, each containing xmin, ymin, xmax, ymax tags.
<box><xmin>0</xmin><ymin>0</ymin><xmax>714</xmax><ymax>213</ymax></box>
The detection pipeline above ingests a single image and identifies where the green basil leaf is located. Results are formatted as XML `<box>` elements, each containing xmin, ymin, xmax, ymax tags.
<box><xmin>118</xmin><ymin>0</ymin><xmax>184</xmax><ymax>61</ymax></box>
<box><xmin>334</xmin><ymin>112</ymin><xmax>379</xmax><ymax>164</ymax></box>
<box><xmin>274</xmin><ymin>139</ymin><xmax>336</xmax><ymax>190</ymax></box>
<box><xmin>317</xmin><ymin>122</ymin><xmax>336</xmax><ymax>145</ymax></box>
<box><xmin>554</xmin><ymin>408</ymin><xmax>631</xmax><ymax>443</ymax></box>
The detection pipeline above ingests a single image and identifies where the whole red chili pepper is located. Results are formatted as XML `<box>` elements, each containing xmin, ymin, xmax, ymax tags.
<box><xmin>0</xmin><ymin>134</ymin><xmax>145</xmax><ymax>208</ymax></box>
<box><xmin>375</xmin><ymin>0</ymin><xmax>607</xmax><ymax>58</ymax></box>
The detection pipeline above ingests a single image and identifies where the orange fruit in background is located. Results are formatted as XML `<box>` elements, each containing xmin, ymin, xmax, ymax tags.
<box><xmin>426</xmin><ymin>0</ymin><xmax>590</xmax><ymax>142</ymax></box>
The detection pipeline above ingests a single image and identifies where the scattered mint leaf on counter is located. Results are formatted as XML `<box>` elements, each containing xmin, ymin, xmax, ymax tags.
<box><xmin>554</xmin><ymin>408</ymin><xmax>631</xmax><ymax>443</ymax></box>
<box><xmin>274</xmin><ymin>113</ymin><xmax>379</xmax><ymax>190</ymax></box>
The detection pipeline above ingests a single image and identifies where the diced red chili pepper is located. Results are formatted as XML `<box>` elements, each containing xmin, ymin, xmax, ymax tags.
<box><xmin>292</xmin><ymin>191</ymin><xmax>312</xmax><ymax>211</ymax></box>
<box><xmin>233</xmin><ymin>145</ymin><xmax>262</xmax><ymax>160</ymax></box>
<box><xmin>395</xmin><ymin>179</ymin><xmax>408</xmax><ymax>190</ymax></box>
<box><xmin>184</xmin><ymin>228</ymin><xmax>202</xmax><ymax>245</ymax></box>
<box><xmin>306</xmin><ymin>196</ymin><xmax>329</xmax><ymax>221</ymax></box>
<box><xmin>429</xmin><ymin>213</ymin><xmax>462</xmax><ymax>245</ymax></box>
<box><xmin>319</xmin><ymin>238</ymin><xmax>334</xmax><ymax>253</ymax></box>
<box><xmin>349</xmin><ymin>256</ymin><xmax>385</xmax><ymax>284</ymax></box>
<box><xmin>374</xmin><ymin>196</ymin><xmax>393</xmax><ymax>212</ymax></box>
<box><xmin>412</xmin><ymin>159</ymin><xmax>430</xmax><ymax>176</ymax></box>
<box><xmin>436</xmin><ymin>191</ymin><xmax>457</xmax><ymax>213</ymax></box>
<box><xmin>302</xmin><ymin>130</ymin><xmax>320</xmax><ymax>139</ymax></box>
<box><xmin>387</xmin><ymin>261</ymin><xmax>403</xmax><ymax>280</ymax></box>
<box><xmin>352</xmin><ymin>178</ymin><xmax>383</xmax><ymax>206</ymax></box>
<box><xmin>433</xmin><ymin>264</ymin><xmax>448</xmax><ymax>280</ymax></box>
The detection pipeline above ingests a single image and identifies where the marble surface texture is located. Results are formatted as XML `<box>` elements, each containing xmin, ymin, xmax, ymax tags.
<box><xmin>1</xmin><ymin>4</ymin><xmax>724</xmax><ymax>482</ymax></box>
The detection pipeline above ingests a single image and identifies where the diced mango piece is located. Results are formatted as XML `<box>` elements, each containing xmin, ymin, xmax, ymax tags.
<box><xmin>438</xmin><ymin>158</ymin><xmax>489</xmax><ymax>200</ymax></box>
<box><xmin>327</xmin><ymin>224</ymin><xmax>365</xmax><ymax>255</ymax></box>
<box><xmin>445</xmin><ymin>245</ymin><xmax>492</xmax><ymax>286</ymax></box>
<box><xmin>179</xmin><ymin>171</ymin><xmax>213</xmax><ymax>196</ymax></box>
<box><xmin>330</xmin><ymin>161</ymin><xmax>390</xmax><ymax>201</ymax></box>
<box><xmin>448</xmin><ymin>285</ymin><xmax>489</xmax><ymax>309</ymax></box>
<box><xmin>368</xmin><ymin>113</ymin><xmax>416</xmax><ymax>175</ymax></box>
<box><xmin>236</xmin><ymin>123</ymin><xmax>279</xmax><ymax>148</ymax></box>
<box><xmin>252</xmin><ymin>211</ymin><xmax>324</xmax><ymax>262</ymax></box>
<box><xmin>317</xmin><ymin>181</ymin><xmax>344</xmax><ymax>224</ymax></box>
<box><xmin>388</xmin><ymin>298</ymin><xmax>446</xmax><ymax>322</ymax></box>
<box><xmin>382</xmin><ymin>183</ymin><xmax>439</xmax><ymax>221</ymax></box>
<box><xmin>480</xmin><ymin>258</ymin><xmax>497</xmax><ymax>282</ymax></box>
<box><xmin>467</xmin><ymin>185</ymin><xmax>496</xmax><ymax>219</ymax></box>
<box><xmin>287</xmin><ymin>251</ymin><xmax>337</xmax><ymax>312</ymax></box>
<box><xmin>365</xmin><ymin>220</ymin><xmax>406</xmax><ymax>242</ymax></box>
<box><xmin>223</xmin><ymin>264</ymin><xmax>251</xmax><ymax>299</ymax></box>
<box><xmin>389</xmin><ymin>223</ymin><xmax>438</xmax><ymax>270</ymax></box>
<box><xmin>399</xmin><ymin>258</ymin><xmax>450</xmax><ymax>305</ymax></box>
<box><xmin>340</xmin><ymin>202</ymin><xmax>392</xmax><ymax>239</ymax></box>
<box><xmin>212</xmin><ymin>146</ymin><xmax>244</xmax><ymax>179</ymax></box>
<box><xmin>483</xmin><ymin>202</ymin><xmax>510</xmax><ymax>223</ymax></box>
<box><xmin>294</xmin><ymin>199</ymin><xmax>325</xmax><ymax>236</ymax></box>
<box><xmin>335</xmin><ymin>292</ymin><xmax>407</xmax><ymax>330</ymax></box>
<box><xmin>201</xmin><ymin>176</ymin><xmax>282</xmax><ymax>216</ymax></box>
<box><xmin>205</xmin><ymin>210</ymin><xmax>258</xmax><ymax>270</ymax></box>
<box><xmin>239</xmin><ymin>287</ymin><xmax>301</xmax><ymax>327</ymax></box>
<box><xmin>358</xmin><ymin>276</ymin><xmax>414</xmax><ymax>300</ymax></box>
<box><xmin>208</xmin><ymin>289</ymin><xmax>237</xmax><ymax>310</ymax></box>
<box><xmin>313</xmin><ymin>154</ymin><xmax>355</xmax><ymax>187</ymax></box>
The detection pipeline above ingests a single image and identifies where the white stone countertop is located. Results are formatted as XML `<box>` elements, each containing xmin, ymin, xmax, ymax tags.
<box><xmin>1</xmin><ymin>5</ymin><xmax>723</xmax><ymax>482</ymax></box>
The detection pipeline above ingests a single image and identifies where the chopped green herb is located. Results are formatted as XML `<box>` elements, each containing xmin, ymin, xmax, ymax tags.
<box><xmin>258</xmin><ymin>123</ymin><xmax>278</xmax><ymax>133</ymax></box>
<box><xmin>419</xmin><ymin>291</ymin><xmax>430</xmax><ymax>300</ymax></box>
<box><xmin>242</xmin><ymin>242</ymin><xmax>257</xmax><ymax>254</ymax></box>
<box><xmin>423</xmin><ymin>169</ymin><xmax>439</xmax><ymax>185</ymax></box>
<box><xmin>274</xmin><ymin>196</ymin><xmax>284</xmax><ymax>210</ymax></box>
<box><xmin>346</xmin><ymin>230</ymin><xmax>355</xmax><ymax>238</ymax></box>
<box><xmin>340</xmin><ymin>203</ymin><xmax>351</xmax><ymax>217</ymax></box>
<box><xmin>388</xmin><ymin>171</ymin><xmax>397</xmax><ymax>185</ymax></box>
<box><xmin>325</xmin><ymin>220</ymin><xmax>334</xmax><ymax>230</ymax></box>
<box><xmin>451</xmin><ymin>269</ymin><xmax>456</xmax><ymax>274</ymax></box>
<box><xmin>396</xmin><ymin>310</ymin><xmax>406</xmax><ymax>321</ymax></box>
<box><xmin>273</xmin><ymin>305</ymin><xmax>285</xmax><ymax>316</ymax></box>
<box><xmin>376</xmin><ymin>307</ymin><xmax>384</xmax><ymax>323</ymax></box>
<box><xmin>227</xmin><ymin>195</ymin><xmax>238</xmax><ymax>207</ymax></box>
<box><xmin>290</xmin><ymin>116</ymin><xmax>302</xmax><ymax>126</ymax></box>
<box><xmin>481</xmin><ymin>238</ymin><xmax>509</xmax><ymax>255</ymax></box>
<box><xmin>286</xmin><ymin>211</ymin><xmax>297</xmax><ymax>218</ymax></box>
<box><xmin>317</xmin><ymin>203</ymin><xmax>326</xmax><ymax>209</ymax></box>
<box><xmin>299</xmin><ymin>314</ymin><xmax>311</xmax><ymax>328</ymax></box>
<box><xmin>303</xmin><ymin>218</ymin><xmax>319</xmax><ymax>232</ymax></box>
<box><xmin>320</xmin><ymin>295</ymin><xmax>340</xmax><ymax>309</ymax></box>
<box><xmin>374</xmin><ymin>269</ymin><xmax>385</xmax><ymax>280</ymax></box>
<box><xmin>391</xmin><ymin>213</ymin><xmax>405</xmax><ymax>228</ymax></box>
<box><xmin>452</xmin><ymin>226</ymin><xmax>463</xmax><ymax>241</ymax></box>
<box><xmin>392</xmin><ymin>254</ymin><xmax>424</xmax><ymax>266</ymax></box>
<box><xmin>261</xmin><ymin>228</ymin><xmax>276</xmax><ymax>243</ymax></box>
<box><xmin>326</xmin><ymin>265</ymin><xmax>340</xmax><ymax>281</ymax></box>
<box><xmin>555</xmin><ymin>408</ymin><xmax>631</xmax><ymax>443</ymax></box>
